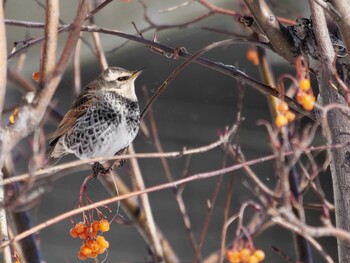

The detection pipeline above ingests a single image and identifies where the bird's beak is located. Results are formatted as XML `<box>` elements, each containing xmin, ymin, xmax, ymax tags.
<box><xmin>131</xmin><ymin>68</ymin><xmax>145</xmax><ymax>79</ymax></box>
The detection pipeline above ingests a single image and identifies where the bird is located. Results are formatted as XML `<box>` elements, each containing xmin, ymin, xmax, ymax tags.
<box><xmin>46</xmin><ymin>66</ymin><xmax>143</xmax><ymax>174</ymax></box>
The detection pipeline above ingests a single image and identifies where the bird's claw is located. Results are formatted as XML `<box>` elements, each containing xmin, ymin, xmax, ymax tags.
<box><xmin>92</xmin><ymin>162</ymin><xmax>111</xmax><ymax>177</ymax></box>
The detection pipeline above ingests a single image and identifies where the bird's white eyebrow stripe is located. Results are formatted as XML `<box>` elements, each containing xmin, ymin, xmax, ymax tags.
<box><xmin>105</xmin><ymin>70</ymin><xmax>122</xmax><ymax>81</ymax></box>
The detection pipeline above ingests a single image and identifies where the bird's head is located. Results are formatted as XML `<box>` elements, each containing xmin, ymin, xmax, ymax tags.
<box><xmin>99</xmin><ymin>67</ymin><xmax>144</xmax><ymax>101</ymax></box>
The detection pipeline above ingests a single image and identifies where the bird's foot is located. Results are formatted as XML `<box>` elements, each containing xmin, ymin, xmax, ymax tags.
<box><xmin>117</xmin><ymin>159</ymin><xmax>126</xmax><ymax>168</ymax></box>
<box><xmin>92</xmin><ymin>162</ymin><xmax>111</xmax><ymax>177</ymax></box>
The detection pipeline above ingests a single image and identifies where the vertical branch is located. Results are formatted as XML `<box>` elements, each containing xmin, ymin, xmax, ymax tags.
<box><xmin>0</xmin><ymin>1</ymin><xmax>10</xmax><ymax>262</ymax></box>
<box><xmin>128</xmin><ymin>144</ymin><xmax>164</xmax><ymax>261</ymax></box>
<box><xmin>39</xmin><ymin>0</ymin><xmax>59</xmax><ymax>87</ymax></box>
<box><xmin>0</xmin><ymin>0</ymin><xmax>6</xmax><ymax>118</ymax></box>
<box><xmin>309</xmin><ymin>1</ymin><xmax>350</xmax><ymax>261</ymax></box>
<box><xmin>91</xmin><ymin>30</ymin><xmax>108</xmax><ymax>70</ymax></box>
<box><xmin>98</xmin><ymin>172</ymin><xmax>179</xmax><ymax>263</ymax></box>
<box><xmin>35</xmin><ymin>0</ymin><xmax>89</xmax><ymax>114</ymax></box>
<box><xmin>143</xmin><ymin>87</ymin><xmax>200</xmax><ymax>256</ymax></box>
<box><xmin>88</xmin><ymin>1</ymin><xmax>108</xmax><ymax>71</ymax></box>
<box><xmin>73</xmin><ymin>34</ymin><xmax>82</xmax><ymax>96</ymax></box>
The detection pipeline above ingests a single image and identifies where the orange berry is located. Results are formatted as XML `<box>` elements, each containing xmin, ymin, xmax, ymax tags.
<box><xmin>249</xmin><ymin>255</ymin><xmax>259</xmax><ymax>263</ymax></box>
<box><xmin>253</xmin><ymin>250</ymin><xmax>266</xmax><ymax>261</ymax></box>
<box><xmin>14</xmin><ymin>261</ymin><xmax>21</xmax><ymax>263</ymax></box>
<box><xmin>240</xmin><ymin>248</ymin><xmax>252</xmax><ymax>262</ymax></box>
<box><xmin>98</xmin><ymin>219</ymin><xmax>110</xmax><ymax>232</ymax></box>
<box><xmin>296</xmin><ymin>90</ymin><xmax>306</xmax><ymax>104</ymax></box>
<box><xmin>96</xmin><ymin>235</ymin><xmax>106</xmax><ymax>244</ymax></box>
<box><xmin>90</xmin><ymin>230</ymin><xmax>97</xmax><ymax>238</ymax></box>
<box><xmin>301</xmin><ymin>94</ymin><xmax>315</xmax><ymax>111</ymax></box>
<box><xmin>85</xmin><ymin>239</ymin><xmax>95</xmax><ymax>248</ymax></box>
<box><xmin>70</xmin><ymin>228</ymin><xmax>79</xmax><ymax>238</ymax></box>
<box><xmin>226</xmin><ymin>250</ymin><xmax>240</xmax><ymax>263</ymax></box>
<box><xmin>92</xmin><ymin>221</ymin><xmax>100</xmax><ymax>232</ymax></box>
<box><xmin>275</xmin><ymin>115</ymin><xmax>288</xmax><ymax>127</ymax></box>
<box><xmin>98</xmin><ymin>247</ymin><xmax>107</xmax><ymax>254</ymax></box>
<box><xmin>285</xmin><ymin>111</ymin><xmax>296</xmax><ymax>122</ymax></box>
<box><xmin>102</xmin><ymin>240</ymin><xmax>110</xmax><ymax>248</ymax></box>
<box><xmin>247</xmin><ymin>48</ymin><xmax>259</xmax><ymax>65</ymax></box>
<box><xmin>88</xmin><ymin>252</ymin><xmax>98</xmax><ymax>258</ymax></box>
<box><xmin>78</xmin><ymin>251</ymin><xmax>87</xmax><ymax>260</ymax></box>
<box><xmin>84</xmin><ymin>225</ymin><xmax>97</xmax><ymax>238</ymax></box>
<box><xmin>299</xmin><ymin>78</ymin><xmax>311</xmax><ymax>91</ymax></box>
<box><xmin>32</xmin><ymin>71</ymin><xmax>40</xmax><ymax>81</ymax></box>
<box><xmin>91</xmin><ymin>242</ymin><xmax>101</xmax><ymax>253</ymax></box>
<box><xmin>80</xmin><ymin>246</ymin><xmax>92</xmax><ymax>256</ymax></box>
<box><xmin>75</xmin><ymin>222</ymin><xmax>85</xmax><ymax>234</ymax></box>
<box><xmin>79</xmin><ymin>232</ymin><xmax>88</xmax><ymax>240</ymax></box>
<box><xmin>276</xmin><ymin>101</ymin><xmax>289</xmax><ymax>114</ymax></box>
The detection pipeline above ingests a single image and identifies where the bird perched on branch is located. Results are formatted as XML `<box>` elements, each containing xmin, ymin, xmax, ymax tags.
<box><xmin>46</xmin><ymin>66</ymin><xmax>143</xmax><ymax>174</ymax></box>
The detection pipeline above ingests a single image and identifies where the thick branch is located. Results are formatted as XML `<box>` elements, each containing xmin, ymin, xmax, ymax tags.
<box><xmin>40</xmin><ymin>0</ymin><xmax>59</xmax><ymax>86</ymax></box>
<box><xmin>243</xmin><ymin>0</ymin><xmax>295</xmax><ymax>62</ymax></box>
<box><xmin>327</xmin><ymin>0</ymin><xmax>350</xmax><ymax>65</ymax></box>
<box><xmin>309</xmin><ymin>1</ymin><xmax>350</xmax><ymax>262</ymax></box>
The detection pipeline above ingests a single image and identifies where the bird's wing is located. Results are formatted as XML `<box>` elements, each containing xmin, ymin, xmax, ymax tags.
<box><xmin>46</xmin><ymin>85</ymin><xmax>98</xmax><ymax>157</ymax></box>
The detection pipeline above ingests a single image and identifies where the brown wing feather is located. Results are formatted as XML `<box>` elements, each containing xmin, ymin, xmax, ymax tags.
<box><xmin>46</xmin><ymin>84</ymin><xmax>98</xmax><ymax>158</ymax></box>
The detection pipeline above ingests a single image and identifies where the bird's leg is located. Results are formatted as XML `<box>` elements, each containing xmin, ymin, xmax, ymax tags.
<box><xmin>108</xmin><ymin>147</ymin><xmax>128</xmax><ymax>170</ymax></box>
<box><xmin>92</xmin><ymin>162</ymin><xmax>111</xmax><ymax>177</ymax></box>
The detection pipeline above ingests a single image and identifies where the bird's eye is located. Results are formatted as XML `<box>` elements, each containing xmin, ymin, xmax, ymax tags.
<box><xmin>117</xmin><ymin>76</ymin><xmax>129</xmax><ymax>81</ymax></box>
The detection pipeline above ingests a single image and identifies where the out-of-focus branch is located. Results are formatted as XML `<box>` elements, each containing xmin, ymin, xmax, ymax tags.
<box><xmin>0</xmin><ymin>0</ymin><xmax>6</xmax><ymax>118</ymax></box>
<box><xmin>73</xmin><ymin>34</ymin><xmax>82</xmax><ymax>96</ymax></box>
<box><xmin>0</xmin><ymin>7</ymin><xmax>89</xmax><ymax>260</ymax></box>
<box><xmin>242</xmin><ymin>0</ymin><xmax>295</xmax><ymax>62</ymax></box>
<box><xmin>128</xmin><ymin>144</ymin><xmax>164</xmax><ymax>261</ymax></box>
<box><xmin>143</xmin><ymin>87</ymin><xmax>200</xmax><ymax>258</ymax></box>
<box><xmin>5</xmin><ymin>21</ymin><xmax>314</xmax><ymax>119</ymax></box>
<box><xmin>0</xmin><ymin>153</ymin><xmax>286</xmax><ymax>249</ymax></box>
<box><xmin>3</xmin><ymin>159</ymin><xmax>42</xmax><ymax>263</ymax></box>
<box><xmin>0</xmin><ymin>1</ymin><xmax>89</xmax><ymax>164</ymax></box>
<box><xmin>327</xmin><ymin>0</ymin><xmax>350</xmax><ymax>65</ymax></box>
<box><xmin>88</xmin><ymin>2</ymin><xmax>108</xmax><ymax>71</ymax></box>
<box><xmin>39</xmin><ymin>0</ymin><xmax>59</xmax><ymax>86</ymax></box>
<box><xmin>99</xmin><ymin>172</ymin><xmax>179</xmax><ymax>263</ymax></box>
<box><xmin>0</xmin><ymin>0</ymin><xmax>10</xmax><ymax>261</ymax></box>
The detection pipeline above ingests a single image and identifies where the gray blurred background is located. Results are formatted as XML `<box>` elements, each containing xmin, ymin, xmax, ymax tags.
<box><xmin>4</xmin><ymin>1</ymin><xmax>335</xmax><ymax>262</ymax></box>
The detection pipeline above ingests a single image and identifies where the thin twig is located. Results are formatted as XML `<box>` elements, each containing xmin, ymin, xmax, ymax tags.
<box><xmin>143</xmin><ymin>87</ymin><xmax>201</xmax><ymax>258</ymax></box>
<box><xmin>4</xmin><ymin>21</ymin><xmax>314</xmax><ymax>119</ymax></box>
<box><xmin>0</xmin><ymin>153</ymin><xmax>287</xmax><ymax>249</ymax></box>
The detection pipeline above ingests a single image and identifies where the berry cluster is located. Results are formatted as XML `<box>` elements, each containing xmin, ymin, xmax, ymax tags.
<box><xmin>296</xmin><ymin>78</ymin><xmax>315</xmax><ymax>111</ymax></box>
<box><xmin>226</xmin><ymin>248</ymin><xmax>265</xmax><ymax>263</ymax></box>
<box><xmin>69</xmin><ymin>219</ymin><xmax>110</xmax><ymax>260</ymax></box>
<box><xmin>275</xmin><ymin>101</ymin><xmax>296</xmax><ymax>127</ymax></box>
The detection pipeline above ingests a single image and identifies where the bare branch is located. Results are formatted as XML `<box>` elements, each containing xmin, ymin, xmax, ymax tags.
<box><xmin>99</xmin><ymin>171</ymin><xmax>179</xmax><ymax>263</ymax></box>
<box><xmin>128</xmin><ymin>144</ymin><xmax>164</xmax><ymax>261</ymax></box>
<box><xmin>0</xmin><ymin>153</ymin><xmax>286</xmax><ymax>249</ymax></box>
<box><xmin>0</xmin><ymin>0</ymin><xmax>7</xmax><ymax>118</ymax></box>
<box><xmin>0</xmin><ymin>0</ymin><xmax>11</xmax><ymax>261</ymax></box>
<box><xmin>40</xmin><ymin>0</ymin><xmax>59</xmax><ymax>86</ymax></box>
<box><xmin>327</xmin><ymin>0</ymin><xmax>350</xmax><ymax>65</ymax></box>
<box><xmin>242</xmin><ymin>0</ymin><xmax>295</xmax><ymax>62</ymax></box>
